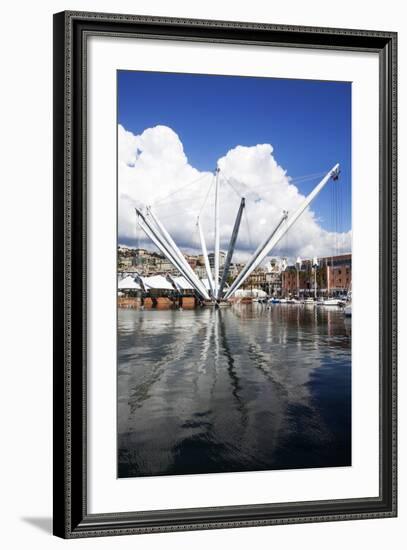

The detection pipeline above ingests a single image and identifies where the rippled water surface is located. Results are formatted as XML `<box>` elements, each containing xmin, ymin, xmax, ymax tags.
<box><xmin>118</xmin><ymin>304</ymin><xmax>351</xmax><ymax>477</ymax></box>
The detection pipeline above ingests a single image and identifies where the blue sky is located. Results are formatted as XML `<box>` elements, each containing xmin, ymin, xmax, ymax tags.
<box><xmin>118</xmin><ymin>70</ymin><xmax>351</xmax><ymax>233</ymax></box>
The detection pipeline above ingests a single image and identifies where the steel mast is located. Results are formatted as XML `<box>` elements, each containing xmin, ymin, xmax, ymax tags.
<box><xmin>197</xmin><ymin>217</ymin><xmax>215</xmax><ymax>297</ymax></box>
<box><xmin>213</xmin><ymin>167</ymin><xmax>220</xmax><ymax>299</ymax></box>
<box><xmin>146</xmin><ymin>206</ymin><xmax>210</xmax><ymax>299</ymax></box>
<box><xmin>224</xmin><ymin>211</ymin><xmax>288</xmax><ymax>299</ymax></box>
<box><xmin>135</xmin><ymin>208</ymin><xmax>210</xmax><ymax>301</ymax></box>
<box><xmin>218</xmin><ymin>197</ymin><xmax>245</xmax><ymax>299</ymax></box>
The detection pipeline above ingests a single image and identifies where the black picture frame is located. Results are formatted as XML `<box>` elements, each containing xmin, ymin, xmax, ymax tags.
<box><xmin>53</xmin><ymin>10</ymin><xmax>397</xmax><ymax>538</ymax></box>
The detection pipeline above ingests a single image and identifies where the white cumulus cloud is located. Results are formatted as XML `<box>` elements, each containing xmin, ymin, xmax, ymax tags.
<box><xmin>118</xmin><ymin>124</ymin><xmax>351</xmax><ymax>263</ymax></box>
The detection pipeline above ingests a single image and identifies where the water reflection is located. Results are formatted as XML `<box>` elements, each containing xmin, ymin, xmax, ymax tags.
<box><xmin>118</xmin><ymin>304</ymin><xmax>351</xmax><ymax>477</ymax></box>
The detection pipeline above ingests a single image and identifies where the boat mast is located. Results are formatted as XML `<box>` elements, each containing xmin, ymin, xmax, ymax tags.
<box><xmin>327</xmin><ymin>264</ymin><xmax>330</xmax><ymax>296</ymax></box>
<box><xmin>214</xmin><ymin>167</ymin><xmax>220</xmax><ymax>299</ymax></box>
<box><xmin>312</xmin><ymin>257</ymin><xmax>319</xmax><ymax>300</ymax></box>
<box><xmin>218</xmin><ymin>197</ymin><xmax>245</xmax><ymax>298</ymax></box>
<box><xmin>296</xmin><ymin>256</ymin><xmax>302</xmax><ymax>298</ymax></box>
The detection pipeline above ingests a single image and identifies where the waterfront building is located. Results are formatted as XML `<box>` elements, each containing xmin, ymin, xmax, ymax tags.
<box><xmin>282</xmin><ymin>253</ymin><xmax>352</xmax><ymax>297</ymax></box>
<box><xmin>265</xmin><ymin>271</ymin><xmax>283</xmax><ymax>295</ymax></box>
<box><xmin>244</xmin><ymin>268</ymin><xmax>267</xmax><ymax>289</ymax></box>
<box><xmin>208</xmin><ymin>251</ymin><xmax>226</xmax><ymax>269</ymax></box>
<box><xmin>196</xmin><ymin>254</ymin><xmax>206</xmax><ymax>266</ymax></box>
<box><xmin>155</xmin><ymin>258</ymin><xmax>178</xmax><ymax>274</ymax></box>
<box><xmin>194</xmin><ymin>265</ymin><xmax>207</xmax><ymax>279</ymax></box>
<box><xmin>229</xmin><ymin>262</ymin><xmax>245</xmax><ymax>278</ymax></box>
<box><xmin>267</xmin><ymin>257</ymin><xmax>288</xmax><ymax>274</ymax></box>
<box><xmin>184</xmin><ymin>254</ymin><xmax>198</xmax><ymax>269</ymax></box>
<box><xmin>242</xmin><ymin>267</ymin><xmax>282</xmax><ymax>296</ymax></box>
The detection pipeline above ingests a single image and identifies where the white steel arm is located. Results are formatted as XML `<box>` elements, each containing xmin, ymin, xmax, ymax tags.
<box><xmin>213</xmin><ymin>168</ymin><xmax>220</xmax><ymax>298</ymax></box>
<box><xmin>218</xmin><ymin>197</ymin><xmax>245</xmax><ymax>298</ymax></box>
<box><xmin>197</xmin><ymin>217</ymin><xmax>215</xmax><ymax>297</ymax></box>
<box><xmin>224</xmin><ymin>211</ymin><xmax>288</xmax><ymax>299</ymax></box>
<box><xmin>135</xmin><ymin>209</ymin><xmax>210</xmax><ymax>300</ymax></box>
<box><xmin>225</xmin><ymin>164</ymin><xmax>340</xmax><ymax>299</ymax></box>
<box><xmin>146</xmin><ymin>207</ymin><xmax>210</xmax><ymax>300</ymax></box>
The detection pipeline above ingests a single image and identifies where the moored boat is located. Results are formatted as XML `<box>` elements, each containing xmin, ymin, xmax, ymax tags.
<box><xmin>203</xmin><ymin>300</ymin><xmax>232</xmax><ymax>307</ymax></box>
<box><xmin>303</xmin><ymin>297</ymin><xmax>315</xmax><ymax>306</ymax></box>
<box><xmin>317</xmin><ymin>298</ymin><xmax>345</xmax><ymax>307</ymax></box>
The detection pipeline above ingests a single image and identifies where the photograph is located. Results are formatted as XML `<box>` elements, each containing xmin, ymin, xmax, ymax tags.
<box><xmin>116</xmin><ymin>70</ymin><xmax>352</xmax><ymax>478</ymax></box>
<box><xmin>50</xmin><ymin>8</ymin><xmax>397</xmax><ymax>539</ymax></box>
<box><xmin>0</xmin><ymin>0</ymin><xmax>400</xmax><ymax>544</ymax></box>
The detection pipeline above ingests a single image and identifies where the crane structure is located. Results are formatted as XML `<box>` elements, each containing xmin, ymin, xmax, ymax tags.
<box><xmin>135</xmin><ymin>163</ymin><xmax>340</xmax><ymax>304</ymax></box>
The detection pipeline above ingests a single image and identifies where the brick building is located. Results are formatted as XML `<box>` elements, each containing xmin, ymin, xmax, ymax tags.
<box><xmin>241</xmin><ymin>268</ymin><xmax>282</xmax><ymax>295</ymax></box>
<box><xmin>282</xmin><ymin>253</ymin><xmax>351</xmax><ymax>297</ymax></box>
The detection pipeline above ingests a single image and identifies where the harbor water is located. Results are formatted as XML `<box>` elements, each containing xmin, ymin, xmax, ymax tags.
<box><xmin>118</xmin><ymin>304</ymin><xmax>351</xmax><ymax>477</ymax></box>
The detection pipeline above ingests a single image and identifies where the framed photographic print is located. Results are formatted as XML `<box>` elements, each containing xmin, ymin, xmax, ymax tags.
<box><xmin>53</xmin><ymin>11</ymin><xmax>397</xmax><ymax>538</ymax></box>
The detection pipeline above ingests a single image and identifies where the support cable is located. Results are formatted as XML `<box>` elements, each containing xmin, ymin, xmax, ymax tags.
<box><xmin>152</xmin><ymin>172</ymin><xmax>211</xmax><ymax>207</ymax></box>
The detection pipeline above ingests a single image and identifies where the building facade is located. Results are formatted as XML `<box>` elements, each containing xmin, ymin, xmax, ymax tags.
<box><xmin>282</xmin><ymin>253</ymin><xmax>351</xmax><ymax>297</ymax></box>
<box><xmin>208</xmin><ymin>251</ymin><xmax>226</xmax><ymax>269</ymax></box>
